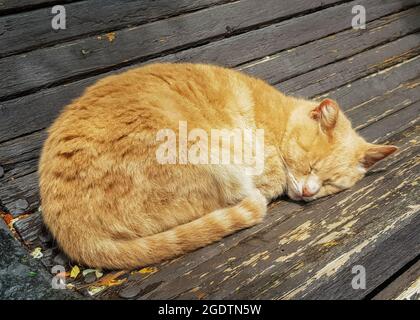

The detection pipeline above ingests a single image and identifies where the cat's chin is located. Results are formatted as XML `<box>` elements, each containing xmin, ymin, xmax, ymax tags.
<box><xmin>287</xmin><ymin>192</ymin><xmax>316</xmax><ymax>203</ymax></box>
<box><xmin>287</xmin><ymin>193</ymin><xmax>304</xmax><ymax>202</ymax></box>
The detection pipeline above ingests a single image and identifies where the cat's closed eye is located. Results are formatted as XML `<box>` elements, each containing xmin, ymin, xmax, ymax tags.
<box><xmin>322</xmin><ymin>178</ymin><xmax>332</xmax><ymax>186</ymax></box>
<box><xmin>303</xmin><ymin>166</ymin><xmax>312</xmax><ymax>175</ymax></box>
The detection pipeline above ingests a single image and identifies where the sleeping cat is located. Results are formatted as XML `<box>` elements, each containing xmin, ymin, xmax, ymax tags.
<box><xmin>39</xmin><ymin>63</ymin><xmax>397</xmax><ymax>269</ymax></box>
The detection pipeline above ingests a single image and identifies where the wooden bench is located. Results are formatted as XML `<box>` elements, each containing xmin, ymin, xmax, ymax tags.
<box><xmin>0</xmin><ymin>0</ymin><xmax>419</xmax><ymax>299</ymax></box>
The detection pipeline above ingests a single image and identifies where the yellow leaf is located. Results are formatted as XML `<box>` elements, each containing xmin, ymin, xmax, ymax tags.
<box><xmin>322</xmin><ymin>240</ymin><xmax>339</xmax><ymax>248</ymax></box>
<box><xmin>30</xmin><ymin>247</ymin><xmax>43</xmax><ymax>259</ymax></box>
<box><xmin>108</xmin><ymin>278</ymin><xmax>126</xmax><ymax>287</ymax></box>
<box><xmin>95</xmin><ymin>270</ymin><xmax>103</xmax><ymax>279</ymax></box>
<box><xmin>87</xmin><ymin>285</ymin><xmax>106</xmax><ymax>296</ymax></box>
<box><xmin>106</xmin><ymin>32</ymin><xmax>116</xmax><ymax>42</ymax></box>
<box><xmin>97</xmin><ymin>270</ymin><xmax>126</xmax><ymax>287</ymax></box>
<box><xmin>82</xmin><ymin>269</ymin><xmax>96</xmax><ymax>277</ymax></box>
<box><xmin>82</xmin><ymin>268</ymin><xmax>103</xmax><ymax>279</ymax></box>
<box><xmin>138</xmin><ymin>267</ymin><xmax>158</xmax><ymax>274</ymax></box>
<box><xmin>70</xmin><ymin>265</ymin><xmax>80</xmax><ymax>279</ymax></box>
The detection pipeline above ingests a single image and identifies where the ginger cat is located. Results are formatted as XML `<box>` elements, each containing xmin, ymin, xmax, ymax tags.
<box><xmin>39</xmin><ymin>63</ymin><xmax>397</xmax><ymax>269</ymax></box>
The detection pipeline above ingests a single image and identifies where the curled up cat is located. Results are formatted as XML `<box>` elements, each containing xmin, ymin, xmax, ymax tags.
<box><xmin>39</xmin><ymin>63</ymin><xmax>397</xmax><ymax>269</ymax></box>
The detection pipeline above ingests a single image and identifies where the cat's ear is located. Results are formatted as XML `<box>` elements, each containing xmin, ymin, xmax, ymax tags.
<box><xmin>310</xmin><ymin>98</ymin><xmax>339</xmax><ymax>131</ymax></box>
<box><xmin>361</xmin><ymin>144</ymin><xmax>398</xmax><ymax>169</ymax></box>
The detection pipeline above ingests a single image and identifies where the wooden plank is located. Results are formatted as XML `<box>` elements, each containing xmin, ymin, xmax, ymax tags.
<box><xmin>10</xmin><ymin>208</ymin><xmax>62</xmax><ymax>270</ymax></box>
<box><xmin>159</xmin><ymin>1</ymin><xmax>420</xmax><ymax>69</ymax></box>
<box><xmin>0</xmin><ymin>0</ymin><xmax>415</xmax><ymax>99</ymax></box>
<box><xmin>238</xmin><ymin>8</ymin><xmax>420</xmax><ymax>85</ymax></box>
<box><xmin>359</xmin><ymin>100</ymin><xmax>420</xmax><ymax>143</ymax></box>
<box><xmin>0</xmin><ymin>1</ymin><xmax>76</xmax><ymax>15</ymax></box>
<box><xmin>0</xmin><ymin>131</ymin><xmax>47</xmax><ymax>166</ymax></box>
<box><xmin>372</xmin><ymin>259</ymin><xmax>420</xmax><ymax>300</ymax></box>
<box><xmin>13</xmin><ymin>212</ymin><xmax>44</xmax><ymax>245</ymax></box>
<box><xmin>301</xmin><ymin>216</ymin><xmax>420</xmax><ymax>299</ymax></box>
<box><xmin>279</xmin><ymin>52</ymin><xmax>420</xmax><ymax>135</ymax></box>
<box><xmin>1</xmin><ymin>7</ymin><xmax>419</xmax><ymax>144</ymax></box>
<box><xmin>279</xmin><ymin>35</ymin><xmax>420</xmax><ymax>98</ymax></box>
<box><xmin>317</xmin><ymin>56</ymin><xmax>420</xmax><ymax>112</ymax></box>
<box><xmin>350</xmin><ymin>76</ymin><xmax>420</xmax><ymax>132</ymax></box>
<box><xmin>0</xmin><ymin>0</ymin><xmax>234</xmax><ymax>57</ymax></box>
<box><xmin>2</xmin><ymin>158</ymin><xmax>38</xmax><ymax>180</ymax></box>
<box><xmin>0</xmin><ymin>171</ymin><xmax>39</xmax><ymax>211</ymax></box>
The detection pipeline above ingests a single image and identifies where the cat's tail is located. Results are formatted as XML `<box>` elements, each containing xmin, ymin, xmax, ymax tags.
<box><xmin>81</xmin><ymin>190</ymin><xmax>267</xmax><ymax>269</ymax></box>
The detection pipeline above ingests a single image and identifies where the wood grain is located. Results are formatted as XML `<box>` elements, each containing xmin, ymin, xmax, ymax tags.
<box><xmin>1</xmin><ymin>0</ymin><xmax>415</xmax><ymax>99</ymax></box>
<box><xmin>1</xmin><ymin>8</ymin><xmax>419</xmax><ymax>144</ymax></box>
<box><xmin>0</xmin><ymin>0</ymin><xmax>76</xmax><ymax>15</ymax></box>
<box><xmin>372</xmin><ymin>259</ymin><xmax>420</xmax><ymax>300</ymax></box>
<box><xmin>0</xmin><ymin>0</ymin><xmax>235</xmax><ymax>57</ymax></box>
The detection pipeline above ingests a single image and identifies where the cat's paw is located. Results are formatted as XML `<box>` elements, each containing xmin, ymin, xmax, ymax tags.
<box><xmin>252</xmin><ymin>189</ymin><xmax>268</xmax><ymax>215</ymax></box>
<box><xmin>239</xmin><ymin>190</ymin><xmax>267</xmax><ymax>226</ymax></box>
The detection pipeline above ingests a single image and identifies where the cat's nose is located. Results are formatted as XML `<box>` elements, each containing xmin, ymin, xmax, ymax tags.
<box><xmin>302</xmin><ymin>186</ymin><xmax>315</xmax><ymax>197</ymax></box>
<box><xmin>302</xmin><ymin>178</ymin><xmax>320</xmax><ymax>197</ymax></box>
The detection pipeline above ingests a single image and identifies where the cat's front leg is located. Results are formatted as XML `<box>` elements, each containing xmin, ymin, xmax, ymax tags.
<box><xmin>253</xmin><ymin>150</ymin><xmax>287</xmax><ymax>201</ymax></box>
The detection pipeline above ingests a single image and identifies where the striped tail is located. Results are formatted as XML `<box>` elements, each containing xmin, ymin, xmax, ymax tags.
<box><xmin>82</xmin><ymin>190</ymin><xmax>267</xmax><ymax>269</ymax></box>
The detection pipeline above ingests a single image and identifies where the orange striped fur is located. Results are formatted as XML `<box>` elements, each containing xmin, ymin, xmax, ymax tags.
<box><xmin>39</xmin><ymin>63</ymin><xmax>396</xmax><ymax>269</ymax></box>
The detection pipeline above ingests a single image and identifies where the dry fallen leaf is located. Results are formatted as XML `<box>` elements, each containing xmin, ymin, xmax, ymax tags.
<box><xmin>87</xmin><ymin>285</ymin><xmax>106</xmax><ymax>296</ymax></box>
<box><xmin>57</xmin><ymin>271</ymin><xmax>69</xmax><ymax>279</ymax></box>
<box><xmin>138</xmin><ymin>267</ymin><xmax>158</xmax><ymax>274</ymax></box>
<box><xmin>96</xmin><ymin>270</ymin><xmax>126</xmax><ymax>287</ymax></box>
<box><xmin>95</xmin><ymin>270</ymin><xmax>103</xmax><ymax>279</ymax></box>
<box><xmin>106</xmin><ymin>32</ymin><xmax>116</xmax><ymax>42</ymax></box>
<box><xmin>82</xmin><ymin>268</ymin><xmax>103</xmax><ymax>279</ymax></box>
<box><xmin>66</xmin><ymin>283</ymin><xmax>75</xmax><ymax>290</ymax></box>
<box><xmin>3</xmin><ymin>213</ymin><xmax>13</xmax><ymax>225</ymax></box>
<box><xmin>70</xmin><ymin>265</ymin><xmax>80</xmax><ymax>279</ymax></box>
<box><xmin>82</xmin><ymin>269</ymin><xmax>96</xmax><ymax>277</ymax></box>
<box><xmin>30</xmin><ymin>247</ymin><xmax>43</xmax><ymax>259</ymax></box>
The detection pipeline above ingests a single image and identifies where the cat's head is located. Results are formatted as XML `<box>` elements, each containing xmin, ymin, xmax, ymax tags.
<box><xmin>282</xmin><ymin>98</ymin><xmax>397</xmax><ymax>202</ymax></box>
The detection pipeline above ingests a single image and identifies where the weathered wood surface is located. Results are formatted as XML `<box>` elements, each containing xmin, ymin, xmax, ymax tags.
<box><xmin>0</xmin><ymin>1</ymin><xmax>75</xmax><ymax>15</ymax></box>
<box><xmin>0</xmin><ymin>0</ymin><xmax>235</xmax><ymax>57</ymax></box>
<box><xmin>1</xmin><ymin>7</ymin><xmax>418</xmax><ymax>147</ymax></box>
<box><xmin>372</xmin><ymin>259</ymin><xmax>420</xmax><ymax>300</ymax></box>
<box><xmin>1</xmin><ymin>0</ymin><xmax>350</xmax><ymax>99</ymax></box>
<box><xmin>0</xmin><ymin>0</ymin><xmax>419</xmax><ymax>299</ymax></box>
